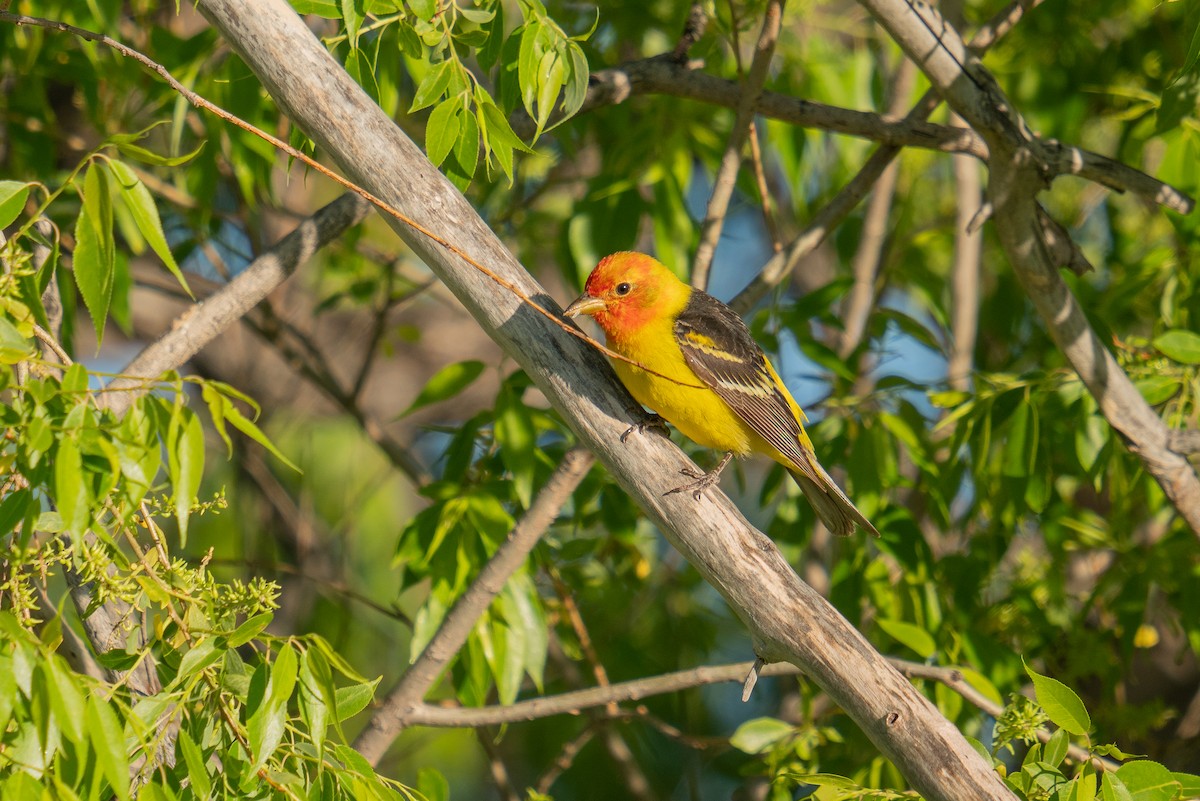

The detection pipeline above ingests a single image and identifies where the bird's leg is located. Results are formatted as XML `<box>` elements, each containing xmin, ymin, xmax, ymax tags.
<box><xmin>664</xmin><ymin>451</ymin><xmax>734</xmax><ymax>501</ymax></box>
<box><xmin>620</xmin><ymin>412</ymin><xmax>669</xmax><ymax>443</ymax></box>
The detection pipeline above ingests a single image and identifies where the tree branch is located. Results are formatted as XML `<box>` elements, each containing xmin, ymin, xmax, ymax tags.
<box><xmin>837</xmin><ymin>57</ymin><xmax>917</xmax><ymax>359</ymax></box>
<box><xmin>948</xmin><ymin>112</ymin><xmax>983</xmax><ymax>392</ymax></box>
<box><xmin>691</xmin><ymin>0</ymin><xmax>784</xmax><ymax>290</ymax></box>
<box><xmin>569</xmin><ymin>56</ymin><xmax>1191</xmax><ymax>214</ymax></box>
<box><xmin>857</xmin><ymin>0</ymin><xmax>1200</xmax><ymax>538</ymax></box>
<box><xmin>193</xmin><ymin>2</ymin><xmax>1016</xmax><ymax>797</ymax></box>
<box><xmin>353</xmin><ymin>447</ymin><xmax>595</xmax><ymax>765</ymax></box>
<box><xmin>102</xmin><ymin>192</ymin><xmax>372</xmax><ymax>416</ymax></box>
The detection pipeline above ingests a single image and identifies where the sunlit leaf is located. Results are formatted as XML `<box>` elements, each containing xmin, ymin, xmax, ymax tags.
<box><xmin>1153</xmin><ymin>329</ymin><xmax>1200</xmax><ymax>364</ymax></box>
<box><xmin>1025</xmin><ymin>660</ymin><xmax>1091</xmax><ymax>735</ymax></box>
<box><xmin>730</xmin><ymin>717</ymin><xmax>794</xmax><ymax>753</ymax></box>
<box><xmin>876</xmin><ymin>618</ymin><xmax>936</xmax><ymax>659</ymax></box>
<box><xmin>0</xmin><ymin>180</ymin><xmax>30</xmax><ymax>229</ymax></box>
<box><xmin>87</xmin><ymin>695</ymin><xmax>130</xmax><ymax>801</ymax></box>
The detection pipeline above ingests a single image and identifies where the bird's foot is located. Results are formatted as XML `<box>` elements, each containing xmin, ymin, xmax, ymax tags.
<box><xmin>620</xmin><ymin>413</ymin><xmax>669</xmax><ymax>443</ymax></box>
<box><xmin>664</xmin><ymin>452</ymin><xmax>733</xmax><ymax>501</ymax></box>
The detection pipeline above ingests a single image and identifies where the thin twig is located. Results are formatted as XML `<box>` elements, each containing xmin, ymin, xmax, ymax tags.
<box><xmin>535</xmin><ymin>724</ymin><xmax>597</xmax><ymax>795</ymax></box>
<box><xmin>32</xmin><ymin>324</ymin><xmax>73</xmax><ymax>365</ymax></box>
<box><xmin>947</xmin><ymin>112</ymin><xmax>983</xmax><ymax>392</ymax></box>
<box><xmin>476</xmin><ymin>731</ymin><xmax>522</xmax><ymax>801</ymax></box>
<box><xmin>671</xmin><ymin>2</ymin><xmax>709</xmax><ymax>62</ymax></box>
<box><xmin>353</xmin><ymin>447</ymin><xmax>596</xmax><ymax>765</ymax></box>
<box><xmin>691</xmin><ymin>0</ymin><xmax>785</xmax><ymax>290</ymax></box>
<box><xmin>837</xmin><ymin>57</ymin><xmax>917</xmax><ymax>359</ymax></box>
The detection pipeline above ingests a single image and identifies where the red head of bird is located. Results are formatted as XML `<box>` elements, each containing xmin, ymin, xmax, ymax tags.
<box><xmin>563</xmin><ymin>252</ymin><xmax>688</xmax><ymax>343</ymax></box>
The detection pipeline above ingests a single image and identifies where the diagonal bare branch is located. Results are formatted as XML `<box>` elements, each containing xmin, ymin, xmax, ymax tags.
<box><xmin>353</xmin><ymin>447</ymin><xmax>595</xmax><ymax>765</ymax></box>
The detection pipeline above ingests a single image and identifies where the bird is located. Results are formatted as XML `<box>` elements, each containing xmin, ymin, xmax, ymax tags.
<box><xmin>563</xmin><ymin>251</ymin><xmax>879</xmax><ymax>538</ymax></box>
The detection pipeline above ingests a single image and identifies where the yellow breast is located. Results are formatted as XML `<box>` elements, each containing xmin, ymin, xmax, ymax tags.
<box><xmin>607</xmin><ymin>318</ymin><xmax>758</xmax><ymax>456</ymax></box>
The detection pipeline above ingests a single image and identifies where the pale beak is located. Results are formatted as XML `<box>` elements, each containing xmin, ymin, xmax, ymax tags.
<box><xmin>563</xmin><ymin>293</ymin><xmax>607</xmax><ymax>318</ymax></box>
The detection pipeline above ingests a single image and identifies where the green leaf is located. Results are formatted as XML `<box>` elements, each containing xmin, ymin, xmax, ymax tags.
<box><xmin>409</xmin><ymin>0</ymin><xmax>436</xmax><ymax>22</ymax></box>
<box><xmin>290</xmin><ymin>0</ymin><xmax>341</xmax><ymax>15</ymax></box>
<box><xmin>411</xmin><ymin>60</ymin><xmax>454</xmax><ymax>112</ymax></box>
<box><xmin>0</xmin><ymin>180</ymin><xmax>30</xmax><ymax>229</ymax></box>
<box><xmin>1025</xmin><ymin>660</ymin><xmax>1091</xmax><ymax>735</ymax></box>
<box><xmin>247</xmin><ymin>699</ymin><xmax>287</xmax><ymax>774</ymax></box>
<box><xmin>1102</xmin><ymin>772</ymin><xmax>1136</xmax><ymax>801</ymax></box>
<box><xmin>43</xmin><ymin>660</ymin><xmax>85</xmax><ymax>746</ymax></box>
<box><xmin>107</xmin><ymin>161</ymin><xmax>191</xmax><ymax>296</ymax></box>
<box><xmin>220</xmin><ymin>396</ymin><xmax>301</xmax><ymax>472</ymax></box>
<box><xmin>340</xmin><ymin>0</ymin><xmax>362</xmax><ymax>43</ymax></box>
<box><xmin>561</xmin><ymin>43</ymin><xmax>589</xmax><ymax>120</ymax></box>
<box><xmin>1172</xmin><ymin>772</ymin><xmax>1200</xmax><ymax>798</ymax></box>
<box><xmin>453</xmin><ymin>108</ymin><xmax>480</xmax><ymax>181</ymax></box>
<box><xmin>418</xmin><ymin>768</ymin><xmax>450</xmax><ymax>801</ymax></box>
<box><xmin>1002</xmin><ymin>403</ymin><xmax>1036</xmax><ymax>479</ymax></box>
<box><xmin>730</xmin><ymin>717</ymin><xmax>794</xmax><ymax>753</ymax></box>
<box><xmin>1135</xmin><ymin>376</ymin><xmax>1182</xmax><ymax>405</ymax></box>
<box><xmin>228</xmin><ymin>612</ymin><xmax>274</xmax><ymax>648</ymax></box>
<box><xmin>177</xmin><ymin>638</ymin><xmax>222</xmax><ymax>681</ymax></box>
<box><xmin>298</xmin><ymin>649</ymin><xmax>331</xmax><ymax>760</ymax></box>
<box><xmin>786</xmin><ymin>773</ymin><xmax>861</xmax><ymax>790</ymax></box>
<box><xmin>1153</xmin><ymin>329</ymin><xmax>1200</xmax><ymax>363</ymax></box>
<box><xmin>1114</xmin><ymin>762</ymin><xmax>1179</xmax><ymax>801</ymax></box>
<box><xmin>426</xmin><ymin>98</ymin><xmax>462</xmax><ymax>168</ymax></box>
<box><xmin>876</xmin><ymin>619</ymin><xmax>936</xmax><ymax>659</ymax></box>
<box><xmin>534</xmin><ymin>50</ymin><xmax>564</xmax><ymax>138</ymax></box>
<box><xmin>1044</xmin><ymin>727</ymin><xmax>1069</xmax><ymax>767</ymax></box>
<box><xmin>170</xmin><ymin>408</ymin><xmax>205</xmax><ymax>547</ymax></box>
<box><xmin>114</xmin><ymin>139</ymin><xmax>205</xmax><ymax>168</ymax></box>
<box><xmin>402</xmin><ymin>360</ymin><xmax>485</xmax><ymax>417</ymax></box>
<box><xmin>495</xmin><ymin>379</ymin><xmax>536</xmax><ymax>508</ymax></box>
<box><xmin>87</xmin><ymin>695</ymin><xmax>130</xmax><ymax>801</ymax></box>
<box><xmin>178</xmin><ymin>729</ymin><xmax>212</xmax><ymax>799</ymax></box>
<box><xmin>271</xmin><ymin>642</ymin><xmax>300</xmax><ymax>709</ymax></box>
<box><xmin>246</xmin><ymin>647</ymin><xmax>298</xmax><ymax>776</ymax></box>
<box><xmin>54</xmin><ymin>438</ymin><xmax>90</xmax><ymax>540</ymax></box>
<box><xmin>0</xmin><ymin>314</ymin><xmax>33</xmax><ymax>364</ymax></box>
<box><xmin>73</xmin><ymin>198</ymin><xmax>114</xmax><ymax>346</ymax></box>
<box><xmin>334</xmin><ymin>677</ymin><xmax>379</xmax><ymax>722</ymax></box>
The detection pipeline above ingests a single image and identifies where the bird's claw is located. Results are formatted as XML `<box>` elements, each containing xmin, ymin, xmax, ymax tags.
<box><xmin>664</xmin><ymin>467</ymin><xmax>721</xmax><ymax>501</ymax></box>
<box><xmin>620</xmin><ymin>413</ymin><xmax>669</xmax><ymax>443</ymax></box>
<box><xmin>662</xmin><ymin>452</ymin><xmax>733</xmax><ymax>501</ymax></box>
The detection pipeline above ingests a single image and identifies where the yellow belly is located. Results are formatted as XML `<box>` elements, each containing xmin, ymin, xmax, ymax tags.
<box><xmin>613</xmin><ymin>358</ymin><xmax>757</xmax><ymax>455</ymax></box>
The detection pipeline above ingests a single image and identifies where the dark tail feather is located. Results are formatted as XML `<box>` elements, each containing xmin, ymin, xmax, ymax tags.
<box><xmin>787</xmin><ymin>464</ymin><xmax>880</xmax><ymax>538</ymax></box>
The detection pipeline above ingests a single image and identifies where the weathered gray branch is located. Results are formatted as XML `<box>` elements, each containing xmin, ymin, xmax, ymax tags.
<box><xmin>856</xmin><ymin>0</ymin><xmax>1200</xmax><ymax>538</ymax></box>
<box><xmin>194</xmin><ymin>2</ymin><xmax>1014</xmax><ymax>799</ymax></box>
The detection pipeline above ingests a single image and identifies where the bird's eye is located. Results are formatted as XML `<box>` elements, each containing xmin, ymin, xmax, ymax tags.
<box><xmin>615</xmin><ymin>282</ymin><xmax>632</xmax><ymax>296</ymax></box>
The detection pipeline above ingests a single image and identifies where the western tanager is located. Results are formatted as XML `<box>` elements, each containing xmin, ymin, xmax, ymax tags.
<box><xmin>564</xmin><ymin>251</ymin><xmax>879</xmax><ymax>538</ymax></box>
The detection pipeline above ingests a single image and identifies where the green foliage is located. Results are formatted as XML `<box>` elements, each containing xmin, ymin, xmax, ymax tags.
<box><xmin>4</xmin><ymin>0</ymin><xmax>1200</xmax><ymax>798</ymax></box>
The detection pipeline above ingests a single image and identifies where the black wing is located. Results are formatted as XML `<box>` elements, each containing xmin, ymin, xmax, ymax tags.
<box><xmin>673</xmin><ymin>291</ymin><xmax>819</xmax><ymax>482</ymax></box>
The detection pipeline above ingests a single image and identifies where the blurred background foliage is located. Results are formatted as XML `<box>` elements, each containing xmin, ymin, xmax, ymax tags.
<box><xmin>2</xmin><ymin>0</ymin><xmax>1200</xmax><ymax>798</ymax></box>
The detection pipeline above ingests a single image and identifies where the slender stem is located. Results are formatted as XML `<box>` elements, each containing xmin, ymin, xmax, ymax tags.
<box><xmin>691</xmin><ymin>0</ymin><xmax>785</xmax><ymax>291</ymax></box>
